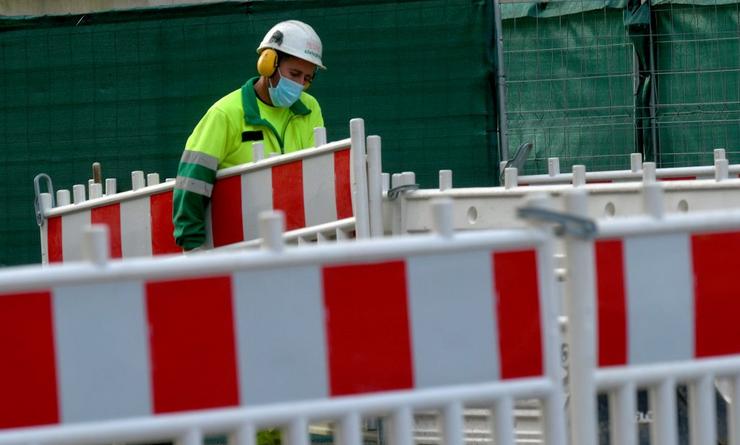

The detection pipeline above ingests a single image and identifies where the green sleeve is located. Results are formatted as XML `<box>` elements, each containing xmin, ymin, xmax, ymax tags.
<box><xmin>172</xmin><ymin>107</ymin><xmax>232</xmax><ymax>249</ymax></box>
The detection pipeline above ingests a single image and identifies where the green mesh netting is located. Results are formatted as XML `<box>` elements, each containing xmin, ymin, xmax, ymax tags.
<box><xmin>0</xmin><ymin>0</ymin><xmax>493</xmax><ymax>266</ymax></box>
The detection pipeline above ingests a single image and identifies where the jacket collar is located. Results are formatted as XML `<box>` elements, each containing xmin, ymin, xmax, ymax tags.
<box><xmin>241</xmin><ymin>76</ymin><xmax>310</xmax><ymax>126</ymax></box>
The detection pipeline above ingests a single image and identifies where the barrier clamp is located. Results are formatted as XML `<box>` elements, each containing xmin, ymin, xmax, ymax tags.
<box><xmin>387</xmin><ymin>183</ymin><xmax>419</xmax><ymax>201</ymax></box>
<box><xmin>517</xmin><ymin>206</ymin><xmax>597</xmax><ymax>239</ymax></box>
<box><xmin>33</xmin><ymin>173</ymin><xmax>55</xmax><ymax>227</ymax></box>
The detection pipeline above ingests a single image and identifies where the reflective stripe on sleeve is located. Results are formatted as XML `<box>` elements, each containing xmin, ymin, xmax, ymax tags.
<box><xmin>175</xmin><ymin>176</ymin><xmax>214</xmax><ymax>197</ymax></box>
<box><xmin>180</xmin><ymin>150</ymin><xmax>219</xmax><ymax>171</ymax></box>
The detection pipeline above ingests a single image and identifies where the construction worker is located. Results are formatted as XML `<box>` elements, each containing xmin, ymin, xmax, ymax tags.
<box><xmin>172</xmin><ymin>20</ymin><xmax>325</xmax><ymax>251</ymax></box>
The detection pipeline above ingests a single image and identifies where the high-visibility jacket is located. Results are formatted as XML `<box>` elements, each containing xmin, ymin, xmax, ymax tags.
<box><xmin>173</xmin><ymin>77</ymin><xmax>324</xmax><ymax>250</ymax></box>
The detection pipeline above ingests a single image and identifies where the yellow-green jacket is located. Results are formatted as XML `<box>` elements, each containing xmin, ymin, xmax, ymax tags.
<box><xmin>173</xmin><ymin>77</ymin><xmax>324</xmax><ymax>250</ymax></box>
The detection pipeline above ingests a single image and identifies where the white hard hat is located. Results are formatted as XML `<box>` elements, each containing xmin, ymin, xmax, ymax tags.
<box><xmin>257</xmin><ymin>20</ymin><xmax>325</xmax><ymax>69</ymax></box>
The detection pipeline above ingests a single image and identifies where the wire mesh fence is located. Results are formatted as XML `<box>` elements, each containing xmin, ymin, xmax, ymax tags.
<box><xmin>654</xmin><ymin>1</ymin><xmax>740</xmax><ymax>167</ymax></box>
<box><xmin>497</xmin><ymin>0</ymin><xmax>740</xmax><ymax>175</ymax></box>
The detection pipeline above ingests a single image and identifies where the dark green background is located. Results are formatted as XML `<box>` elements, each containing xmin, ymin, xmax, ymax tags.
<box><xmin>1</xmin><ymin>0</ymin><xmax>495</xmax><ymax>266</ymax></box>
<box><xmin>1</xmin><ymin>0</ymin><xmax>738</xmax><ymax>266</ymax></box>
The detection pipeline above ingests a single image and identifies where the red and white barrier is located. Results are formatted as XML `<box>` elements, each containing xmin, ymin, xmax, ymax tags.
<box><xmin>1</xmin><ymin>208</ymin><xmax>565</xmax><ymax>445</ymax></box>
<box><xmin>37</xmin><ymin>119</ymin><xmax>375</xmax><ymax>263</ymax></box>
<box><xmin>518</xmin><ymin>150</ymin><xmax>739</xmax><ymax>185</ymax></box>
<box><xmin>561</xmin><ymin>188</ymin><xmax>740</xmax><ymax>445</ymax></box>
<box><xmin>390</xmin><ymin>161</ymin><xmax>740</xmax><ymax>235</ymax></box>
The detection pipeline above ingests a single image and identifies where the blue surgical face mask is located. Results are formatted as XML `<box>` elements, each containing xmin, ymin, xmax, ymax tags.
<box><xmin>268</xmin><ymin>69</ymin><xmax>303</xmax><ymax>108</ymax></box>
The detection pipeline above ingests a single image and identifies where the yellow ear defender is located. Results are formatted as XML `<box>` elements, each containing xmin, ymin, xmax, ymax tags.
<box><xmin>257</xmin><ymin>48</ymin><xmax>278</xmax><ymax>77</ymax></box>
<box><xmin>257</xmin><ymin>48</ymin><xmax>316</xmax><ymax>90</ymax></box>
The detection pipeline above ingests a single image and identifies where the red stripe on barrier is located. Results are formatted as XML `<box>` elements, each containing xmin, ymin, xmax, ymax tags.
<box><xmin>0</xmin><ymin>291</ymin><xmax>59</xmax><ymax>429</ymax></box>
<box><xmin>272</xmin><ymin>161</ymin><xmax>306</xmax><ymax>231</ymax></box>
<box><xmin>146</xmin><ymin>276</ymin><xmax>239</xmax><ymax>413</ymax></box>
<box><xmin>595</xmin><ymin>239</ymin><xmax>628</xmax><ymax>366</ymax></box>
<box><xmin>334</xmin><ymin>149</ymin><xmax>353</xmax><ymax>219</ymax></box>
<box><xmin>91</xmin><ymin>203</ymin><xmax>122</xmax><ymax>258</ymax></box>
<box><xmin>211</xmin><ymin>176</ymin><xmax>244</xmax><ymax>247</ymax></box>
<box><xmin>692</xmin><ymin>231</ymin><xmax>740</xmax><ymax>357</ymax></box>
<box><xmin>659</xmin><ymin>176</ymin><xmax>696</xmax><ymax>181</ymax></box>
<box><xmin>150</xmin><ymin>191</ymin><xmax>181</xmax><ymax>255</ymax></box>
<box><xmin>493</xmin><ymin>250</ymin><xmax>543</xmax><ymax>379</ymax></box>
<box><xmin>322</xmin><ymin>261</ymin><xmax>414</xmax><ymax>395</ymax></box>
<box><xmin>47</xmin><ymin>216</ymin><xmax>63</xmax><ymax>263</ymax></box>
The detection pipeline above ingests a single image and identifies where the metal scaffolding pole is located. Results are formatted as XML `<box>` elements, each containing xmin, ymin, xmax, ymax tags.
<box><xmin>493</xmin><ymin>0</ymin><xmax>509</xmax><ymax>164</ymax></box>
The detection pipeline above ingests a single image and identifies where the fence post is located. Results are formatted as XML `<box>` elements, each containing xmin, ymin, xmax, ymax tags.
<box><xmin>562</xmin><ymin>189</ymin><xmax>598</xmax><ymax>445</ymax></box>
<box><xmin>366</xmin><ymin>135</ymin><xmax>384</xmax><ymax>238</ymax></box>
<box><xmin>350</xmin><ymin>118</ymin><xmax>370</xmax><ymax>239</ymax></box>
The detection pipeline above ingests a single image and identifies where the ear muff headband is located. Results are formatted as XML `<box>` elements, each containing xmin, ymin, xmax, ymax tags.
<box><xmin>257</xmin><ymin>48</ymin><xmax>278</xmax><ymax>77</ymax></box>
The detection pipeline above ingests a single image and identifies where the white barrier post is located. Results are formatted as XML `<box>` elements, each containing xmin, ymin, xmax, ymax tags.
<box><xmin>391</xmin><ymin>173</ymin><xmax>403</xmax><ymax>235</ymax></box>
<box><xmin>82</xmin><ymin>225</ymin><xmax>109</xmax><ymax>266</ymax></box>
<box><xmin>643</xmin><ymin>182</ymin><xmax>664</xmax><ymax>219</ymax></box>
<box><xmin>504</xmin><ymin>167</ymin><xmax>518</xmax><ymax>189</ymax></box>
<box><xmin>562</xmin><ymin>189</ymin><xmax>598</xmax><ymax>445</ymax></box>
<box><xmin>401</xmin><ymin>171</ymin><xmax>415</xmax><ymax>185</ymax></box>
<box><xmin>391</xmin><ymin>406</ymin><xmax>414</xmax><ymax>445</ymax></box>
<box><xmin>287</xmin><ymin>418</ymin><xmax>309</xmax><ymax>445</ymax></box>
<box><xmin>366</xmin><ymin>135</ymin><xmax>384</xmax><ymax>238</ymax></box>
<box><xmin>731</xmin><ymin>376</ymin><xmax>740</xmax><ymax>445</ymax></box>
<box><xmin>642</xmin><ymin>162</ymin><xmax>656</xmax><ymax>183</ymax></box>
<box><xmin>89</xmin><ymin>183</ymin><xmax>102</xmax><ymax>199</ymax></box>
<box><xmin>431</xmin><ymin>197</ymin><xmax>454</xmax><ymax>238</ymax></box>
<box><xmin>611</xmin><ymin>382</ymin><xmax>637</xmax><ymax>445</ymax></box>
<box><xmin>630</xmin><ymin>153</ymin><xmax>643</xmax><ymax>173</ymax></box>
<box><xmin>72</xmin><ymin>184</ymin><xmax>86</xmax><ymax>204</ymax></box>
<box><xmin>689</xmin><ymin>374</ymin><xmax>716</xmax><ymax>445</ymax></box>
<box><xmin>56</xmin><ymin>189</ymin><xmax>71</xmax><ymax>206</ymax></box>
<box><xmin>522</xmin><ymin>193</ymin><xmax>568</xmax><ymax>445</ymax></box>
<box><xmin>177</xmin><ymin>428</ymin><xmax>203</xmax><ymax>445</ymax></box>
<box><xmin>105</xmin><ymin>178</ymin><xmax>117</xmax><ymax>195</ymax></box>
<box><xmin>259</xmin><ymin>211</ymin><xmax>285</xmax><ymax>253</ymax></box>
<box><xmin>147</xmin><ymin>173</ymin><xmax>160</xmax><ymax>187</ymax></box>
<box><xmin>313</xmin><ymin>127</ymin><xmax>327</xmax><ymax>147</ymax></box>
<box><xmin>350</xmin><ymin>118</ymin><xmax>370</xmax><ymax>239</ymax></box>
<box><xmin>715</xmin><ymin>159</ymin><xmax>729</xmax><ymax>181</ymax></box>
<box><xmin>572</xmin><ymin>165</ymin><xmax>586</xmax><ymax>187</ymax></box>
<box><xmin>131</xmin><ymin>171</ymin><xmax>145</xmax><ymax>191</ymax></box>
<box><xmin>439</xmin><ymin>170</ymin><xmax>452</xmax><ymax>191</ymax></box>
<box><xmin>252</xmin><ymin>142</ymin><xmax>265</xmax><ymax>162</ymax></box>
<box><xmin>548</xmin><ymin>157</ymin><xmax>560</xmax><ymax>176</ymax></box>
<box><xmin>234</xmin><ymin>424</ymin><xmax>257</xmax><ymax>445</ymax></box>
<box><xmin>493</xmin><ymin>397</ymin><xmax>516</xmax><ymax>445</ymax></box>
<box><xmin>336</xmin><ymin>412</ymin><xmax>362</xmax><ymax>445</ymax></box>
<box><xmin>714</xmin><ymin>148</ymin><xmax>726</xmax><ymax>161</ymax></box>
<box><xmin>442</xmin><ymin>400</ymin><xmax>464</xmax><ymax>445</ymax></box>
<box><xmin>652</xmin><ymin>378</ymin><xmax>678</xmax><ymax>445</ymax></box>
<box><xmin>399</xmin><ymin>172</ymin><xmax>416</xmax><ymax>234</ymax></box>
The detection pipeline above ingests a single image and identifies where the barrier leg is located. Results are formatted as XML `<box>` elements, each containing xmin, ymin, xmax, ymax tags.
<box><xmin>562</xmin><ymin>190</ymin><xmax>598</xmax><ymax>445</ymax></box>
<box><xmin>336</xmin><ymin>412</ymin><xmax>362</xmax><ymax>445</ymax></box>
<box><xmin>233</xmin><ymin>424</ymin><xmax>257</xmax><ymax>445</ymax></box>
<box><xmin>492</xmin><ymin>397</ymin><xmax>515</xmax><ymax>445</ymax></box>
<box><xmin>651</xmin><ymin>379</ymin><xmax>678</xmax><ymax>445</ymax></box>
<box><xmin>442</xmin><ymin>400</ymin><xmax>464</xmax><ymax>445</ymax></box>
<box><xmin>612</xmin><ymin>382</ymin><xmax>637</xmax><ymax>445</ymax></box>
<box><xmin>689</xmin><ymin>375</ymin><xmax>716</xmax><ymax>445</ymax></box>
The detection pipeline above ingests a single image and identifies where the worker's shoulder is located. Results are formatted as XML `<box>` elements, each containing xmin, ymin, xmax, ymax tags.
<box><xmin>299</xmin><ymin>91</ymin><xmax>321</xmax><ymax>111</ymax></box>
<box><xmin>210</xmin><ymin>89</ymin><xmax>243</xmax><ymax>117</ymax></box>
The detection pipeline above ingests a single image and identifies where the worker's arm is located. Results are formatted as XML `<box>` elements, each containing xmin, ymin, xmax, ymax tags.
<box><xmin>173</xmin><ymin>107</ymin><xmax>231</xmax><ymax>250</ymax></box>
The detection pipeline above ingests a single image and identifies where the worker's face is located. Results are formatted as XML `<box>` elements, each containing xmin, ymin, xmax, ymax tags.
<box><xmin>272</xmin><ymin>56</ymin><xmax>316</xmax><ymax>89</ymax></box>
